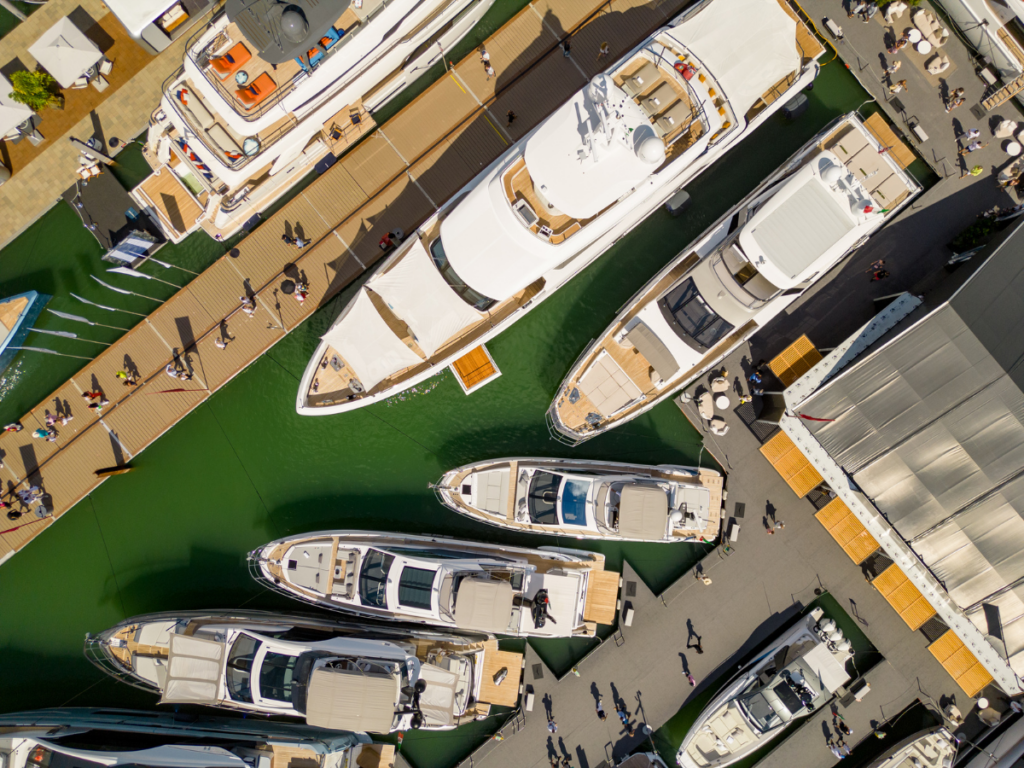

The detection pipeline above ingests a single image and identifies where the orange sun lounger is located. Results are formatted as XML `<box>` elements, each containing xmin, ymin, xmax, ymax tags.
<box><xmin>234</xmin><ymin>72</ymin><xmax>277</xmax><ymax>110</ymax></box>
<box><xmin>210</xmin><ymin>42</ymin><xmax>252</xmax><ymax>79</ymax></box>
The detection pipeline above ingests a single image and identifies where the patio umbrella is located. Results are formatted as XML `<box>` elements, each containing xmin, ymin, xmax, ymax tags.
<box><xmin>28</xmin><ymin>17</ymin><xmax>103</xmax><ymax>89</ymax></box>
<box><xmin>0</xmin><ymin>74</ymin><xmax>34</xmax><ymax>137</ymax></box>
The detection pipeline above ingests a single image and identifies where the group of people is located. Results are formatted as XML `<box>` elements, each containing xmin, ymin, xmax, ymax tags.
<box><xmin>165</xmin><ymin>363</ymin><xmax>193</xmax><ymax>382</ymax></box>
<box><xmin>827</xmin><ymin>714</ymin><xmax>855</xmax><ymax>758</ymax></box>
<box><xmin>0</xmin><ymin>485</ymin><xmax>49</xmax><ymax>522</ymax></box>
<box><xmin>82</xmin><ymin>389</ymin><xmax>109</xmax><ymax>415</ymax></box>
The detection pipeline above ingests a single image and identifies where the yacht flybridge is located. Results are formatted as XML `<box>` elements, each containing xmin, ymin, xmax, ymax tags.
<box><xmin>435</xmin><ymin>457</ymin><xmax>724</xmax><ymax>542</ymax></box>
<box><xmin>249</xmin><ymin>532</ymin><xmax>621</xmax><ymax>637</ymax></box>
<box><xmin>86</xmin><ymin>610</ymin><xmax>519</xmax><ymax>733</ymax></box>
<box><xmin>548</xmin><ymin>113</ymin><xmax>922</xmax><ymax>444</ymax></box>
<box><xmin>296</xmin><ymin>0</ymin><xmax>824</xmax><ymax>415</ymax></box>
<box><xmin>141</xmin><ymin>0</ymin><xmax>493</xmax><ymax>239</ymax></box>
<box><xmin>677</xmin><ymin>609</ymin><xmax>854</xmax><ymax>768</ymax></box>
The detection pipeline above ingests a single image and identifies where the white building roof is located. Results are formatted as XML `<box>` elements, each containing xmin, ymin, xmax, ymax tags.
<box><xmin>28</xmin><ymin>17</ymin><xmax>104</xmax><ymax>89</ymax></box>
<box><xmin>665</xmin><ymin>0</ymin><xmax>800</xmax><ymax>117</ymax></box>
<box><xmin>104</xmin><ymin>0</ymin><xmax>175</xmax><ymax>36</ymax></box>
<box><xmin>0</xmin><ymin>75</ymin><xmax>35</xmax><ymax>137</ymax></box>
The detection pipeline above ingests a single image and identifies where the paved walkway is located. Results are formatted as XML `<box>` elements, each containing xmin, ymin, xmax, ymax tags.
<box><xmin>0</xmin><ymin>0</ymin><xmax>696</xmax><ymax>563</ymax></box>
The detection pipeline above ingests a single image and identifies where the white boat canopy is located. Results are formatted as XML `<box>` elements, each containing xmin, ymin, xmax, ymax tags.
<box><xmin>667</xmin><ymin>0</ymin><xmax>799</xmax><ymax>117</ymax></box>
<box><xmin>801</xmin><ymin>642</ymin><xmax>850</xmax><ymax>694</ymax></box>
<box><xmin>321</xmin><ymin>289</ymin><xmax>422</xmax><ymax>392</ymax></box>
<box><xmin>417</xmin><ymin>663</ymin><xmax>461</xmax><ymax>727</ymax></box>
<box><xmin>158</xmin><ymin>633</ymin><xmax>226</xmax><ymax>704</ymax></box>
<box><xmin>306</xmin><ymin>666</ymin><xmax>399</xmax><ymax>733</ymax></box>
<box><xmin>618</xmin><ymin>485</ymin><xmax>670</xmax><ymax>539</ymax></box>
<box><xmin>371</xmin><ymin>239</ymin><xmax>484</xmax><ymax>357</ymax></box>
<box><xmin>455</xmin><ymin>578</ymin><xmax>514</xmax><ymax>633</ymax></box>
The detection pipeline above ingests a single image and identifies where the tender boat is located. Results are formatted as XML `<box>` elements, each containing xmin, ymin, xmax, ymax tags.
<box><xmin>677</xmin><ymin>608</ymin><xmax>854</xmax><ymax>768</ymax></box>
<box><xmin>249</xmin><ymin>532</ymin><xmax>621</xmax><ymax>638</ymax></box>
<box><xmin>141</xmin><ymin>0</ymin><xmax>494</xmax><ymax>240</ymax></box>
<box><xmin>864</xmin><ymin>726</ymin><xmax>957</xmax><ymax>768</ymax></box>
<box><xmin>85</xmin><ymin>609</ymin><xmax>521</xmax><ymax>733</ymax></box>
<box><xmin>0</xmin><ymin>291</ymin><xmax>50</xmax><ymax>376</ymax></box>
<box><xmin>434</xmin><ymin>457</ymin><xmax>724</xmax><ymax>542</ymax></box>
<box><xmin>296</xmin><ymin>0</ymin><xmax>825</xmax><ymax>415</ymax></box>
<box><xmin>547</xmin><ymin>112</ymin><xmax>922</xmax><ymax>444</ymax></box>
<box><xmin>0</xmin><ymin>707</ymin><xmax>378</xmax><ymax>768</ymax></box>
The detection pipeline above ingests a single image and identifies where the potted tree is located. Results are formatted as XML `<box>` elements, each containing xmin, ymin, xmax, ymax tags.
<box><xmin>8</xmin><ymin>70</ymin><xmax>62</xmax><ymax>111</ymax></box>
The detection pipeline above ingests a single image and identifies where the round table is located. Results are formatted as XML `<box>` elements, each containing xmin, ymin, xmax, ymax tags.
<box><xmin>235</xmin><ymin>70</ymin><xmax>249</xmax><ymax>85</ymax></box>
<box><xmin>915</xmin><ymin>40</ymin><xmax>932</xmax><ymax>54</ymax></box>
<box><xmin>242</xmin><ymin>137</ymin><xmax>260</xmax><ymax>156</ymax></box>
<box><xmin>1007</xmin><ymin>141</ymin><xmax>1022</xmax><ymax>157</ymax></box>
<box><xmin>714</xmin><ymin>394</ymin><xmax>730</xmax><ymax>410</ymax></box>
<box><xmin>906</xmin><ymin>28</ymin><xmax>922</xmax><ymax>43</ymax></box>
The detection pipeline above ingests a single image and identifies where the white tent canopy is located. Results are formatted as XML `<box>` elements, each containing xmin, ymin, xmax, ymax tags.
<box><xmin>0</xmin><ymin>74</ymin><xmax>35</xmax><ymax>137</ymax></box>
<box><xmin>371</xmin><ymin>240</ymin><xmax>483</xmax><ymax>357</ymax></box>
<box><xmin>29</xmin><ymin>17</ymin><xmax>104</xmax><ymax>89</ymax></box>
<box><xmin>158</xmin><ymin>633</ymin><xmax>226</xmax><ymax>704</ymax></box>
<box><xmin>667</xmin><ymin>0</ymin><xmax>799</xmax><ymax>117</ymax></box>
<box><xmin>321</xmin><ymin>289</ymin><xmax>423</xmax><ymax>392</ymax></box>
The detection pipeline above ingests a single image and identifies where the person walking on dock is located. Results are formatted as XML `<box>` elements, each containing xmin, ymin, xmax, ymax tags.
<box><xmin>946</xmin><ymin>87</ymin><xmax>966</xmax><ymax>113</ymax></box>
<box><xmin>888</xmin><ymin>79</ymin><xmax>908</xmax><ymax>95</ymax></box>
<box><xmin>562</xmin><ymin>37</ymin><xmax>571</xmax><ymax>57</ymax></box>
<box><xmin>215</xmin><ymin>337</ymin><xmax>228</xmax><ymax>350</ymax></box>
<box><xmin>596</xmin><ymin>698</ymin><xmax>607</xmax><ymax>720</ymax></box>
<box><xmin>3</xmin><ymin>422</ymin><xmax>22</xmax><ymax>433</ymax></box>
<box><xmin>240</xmin><ymin>296</ymin><xmax>257</xmax><ymax>318</ymax></box>
<box><xmin>479</xmin><ymin>46</ymin><xmax>490</xmax><ymax>66</ymax></box>
<box><xmin>597</xmin><ymin>41</ymin><xmax>610</xmax><ymax>61</ymax></box>
<box><xmin>686</xmin><ymin>672</ymin><xmax>696</xmax><ymax>687</ymax></box>
<box><xmin>484</xmin><ymin>63</ymin><xmax>496</xmax><ymax>80</ymax></box>
<box><xmin>547</xmin><ymin>717</ymin><xmax>558</xmax><ymax>733</ymax></box>
<box><xmin>616</xmin><ymin>703</ymin><xmax>629</xmax><ymax>726</ymax></box>
<box><xmin>883</xmin><ymin>60</ymin><xmax>901</xmax><ymax>77</ymax></box>
<box><xmin>507</xmin><ymin>110</ymin><xmax>517</xmax><ymax>127</ymax></box>
<box><xmin>959</xmin><ymin>139</ymin><xmax>988</xmax><ymax>155</ymax></box>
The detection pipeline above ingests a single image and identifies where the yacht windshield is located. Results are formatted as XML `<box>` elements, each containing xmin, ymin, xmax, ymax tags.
<box><xmin>739</xmin><ymin>691</ymin><xmax>780</xmax><ymax>732</ymax></box>
<box><xmin>398</xmin><ymin>566</ymin><xmax>435</xmax><ymax>610</ymax></box>
<box><xmin>259</xmin><ymin>652</ymin><xmax>299</xmax><ymax>702</ymax></box>
<box><xmin>527</xmin><ymin>472</ymin><xmax>562</xmax><ymax>524</ymax></box>
<box><xmin>430</xmin><ymin>237</ymin><xmax>497</xmax><ymax>311</ymax></box>
<box><xmin>359</xmin><ymin>550</ymin><xmax>395</xmax><ymax>608</ymax></box>
<box><xmin>560</xmin><ymin>480</ymin><xmax>590</xmax><ymax>526</ymax></box>
<box><xmin>226</xmin><ymin>634</ymin><xmax>259</xmax><ymax>703</ymax></box>
<box><xmin>658</xmin><ymin>278</ymin><xmax>734</xmax><ymax>350</ymax></box>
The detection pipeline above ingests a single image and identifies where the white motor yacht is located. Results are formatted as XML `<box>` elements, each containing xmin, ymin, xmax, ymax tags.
<box><xmin>139</xmin><ymin>0</ymin><xmax>493</xmax><ymax>240</ymax></box>
<box><xmin>0</xmin><ymin>707</ymin><xmax>378</xmax><ymax>768</ymax></box>
<box><xmin>865</xmin><ymin>726</ymin><xmax>957</xmax><ymax>768</ymax></box>
<box><xmin>249</xmin><ymin>531</ymin><xmax>620</xmax><ymax>637</ymax></box>
<box><xmin>85</xmin><ymin>610</ymin><xmax>519</xmax><ymax>733</ymax></box>
<box><xmin>547</xmin><ymin>112</ymin><xmax>922</xmax><ymax>444</ymax></box>
<box><xmin>677</xmin><ymin>608</ymin><xmax>854</xmax><ymax>768</ymax></box>
<box><xmin>434</xmin><ymin>457</ymin><xmax>724</xmax><ymax>542</ymax></box>
<box><xmin>296</xmin><ymin>0</ymin><xmax>825</xmax><ymax>415</ymax></box>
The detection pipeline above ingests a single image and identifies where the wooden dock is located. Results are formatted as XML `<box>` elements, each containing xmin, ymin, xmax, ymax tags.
<box><xmin>0</xmin><ymin>0</ymin><xmax>734</xmax><ymax>563</ymax></box>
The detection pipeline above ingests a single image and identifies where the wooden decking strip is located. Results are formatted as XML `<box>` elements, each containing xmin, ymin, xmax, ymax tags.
<box><xmin>928</xmin><ymin>629</ymin><xmax>994</xmax><ymax>698</ymax></box>
<box><xmin>583</xmin><ymin>569</ymin><xmax>620</xmax><ymax>626</ymax></box>
<box><xmin>872</xmin><ymin>563</ymin><xmax>936</xmax><ymax>632</ymax></box>
<box><xmin>758</xmin><ymin>430</ymin><xmax>823</xmax><ymax>498</ymax></box>
<box><xmin>0</xmin><ymin>0</ymin><xmax>699</xmax><ymax>563</ymax></box>
<box><xmin>814</xmin><ymin>497</ymin><xmax>879</xmax><ymax>564</ymax></box>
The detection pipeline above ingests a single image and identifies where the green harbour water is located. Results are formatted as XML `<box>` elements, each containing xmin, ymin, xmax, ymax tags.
<box><xmin>0</xmin><ymin>28</ymin><xmax>925</xmax><ymax>768</ymax></box>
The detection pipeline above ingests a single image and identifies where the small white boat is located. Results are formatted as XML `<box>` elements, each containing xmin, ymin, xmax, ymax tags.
<box><xmin>547</xmin><ymin>112</ymin><xmax>922</xmax><ymax>444</ymax></box>
<box><xmin>434</xmin><ymin>457</ymin><xmax>724</xmax><ymax>542</ymax></box>
<box><xmin>296</xmin><ymin>0</ymin><xmax>824</xmax><ymax>415</ymax></box>
<box><xmin>0</xmin><ymin>291</ymin><xmax>50</xmax><ymax>375</ymax></box>
<box><xmin>249</xmin><ymin>531</ymin><xmax>621</xmax><ymax>638</ymax></box>
<box><xmin>864</xmin><ymin>726</ymin><xmax>957</xmax><ymax>768</ymax></box>
<box><xmin>86</xmin><ymin>609</ymin><xmax>520</xmax><ymax>733</ymax></box>
<box><xmin>677</xmin><ymin>608</ymin><xmax>854</xmax><ymax>768</ymax></box>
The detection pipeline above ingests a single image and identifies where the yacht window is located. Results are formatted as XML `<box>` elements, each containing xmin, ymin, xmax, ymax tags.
<box><xmin>739</xmin><ymin>692</ymin><xmax>779</xmax><ymax>732</ymax></box>
<box><xmin>259</xmin><ymin>652</ymin><xmax>299</xmax><ymax>703</ymax></box>
<box><xmin>771</xmin><ymin>680</ymin><xmax>805</xmax><ymax>716</ymax></box>
<box><xmin>386</xmin><ymin>546</ymin><xmax>491</xmax><ymax>560</ymax></box>
<box><xmin>226</xmin><ymin>634</ymin><xmax>259</xmax><ymax>703</ymax></box>
<box><xmin>658</xmin><ymin>278</ymin><xmax>735</xmax><ymax>350</ymax></box>
<box><xmin>398</xmin><ymin>566</ymin><xmax>435</xmax><ymax>610</ymax></box>
<box><xmin>429</xmin><ymin>237</ymin><xmax>497</xmax><ymax>311</ymax></box>
<box><xmin>527</xmin><ymin>472</ymin><xmax>562</xmax><ymax>524</ymax></box>
<box><xmin>359</xmin><ymin>550</ymin><xmax>395</xmax><ymax>608</ymax></box>
<box><xmin>560</xmin><ymin>480</ymin><xmax>590</xmax><ymax>526</ymax></box>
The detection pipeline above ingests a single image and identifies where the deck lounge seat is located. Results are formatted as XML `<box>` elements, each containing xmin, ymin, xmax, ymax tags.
<box><xmin>182</xmin><ymin>92</ymin><xmax>216</xmax><ymax>130</ymax></box>
<box><xmin>870</xmin><ymin>173</ymin><xmax>905</xmax><ymax>206</ymax></box>
<box><xmin>622</xmin><ymin>61</ymin><xmax>661</xmax><ymax>96</ymax></box>
<box><xmin>925</xmin><ymin>52</ymin><xmax>950</xmax><ymax>74</ymax></box>
<box><xmin>654</xmin><ymin>100</ymin><xmax>691</xmax><ymax>138</ymax></box>
<box><xmin>912</xmin><ymin>9</ymin><xmax>949</xmax><ymax>48</ymax></box>
<box><xmin>639</xmin><ymin>82</ymin><xmax>675</xmax><ymax>116</ymax></box>
<box><xmin>579</xmin><ymin>350</ymin><xmax>643</xmax><ymax>417</ymax></box>
<box><xmin>206</xmin><ymin>123</ymin><xmax>243</xmax><ymax>158</ymax></box>
<box><xmin>210</xmin><ymin>42</ymin><xmax>251</xmax><ymax>79</ymax></box>
<box><xmin>828</xmin><ymin>127</ymin><xmax>871</xmax><ymax>164</ymax></box>
<box><xmin>624</xmin><ymin>321</ymin><xmax>679</xmax><ymax>385</ymax></box>
<box><xmin>235</xmin><ymin>73</ymin><xmax>277</xmax><ymax>110</ymax></box>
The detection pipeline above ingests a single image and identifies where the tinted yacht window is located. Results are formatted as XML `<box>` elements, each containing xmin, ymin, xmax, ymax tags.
<box><xmin>658</xmin><ymin>278</ymin><xmax>734</xmax><ymax>349</ymax></box>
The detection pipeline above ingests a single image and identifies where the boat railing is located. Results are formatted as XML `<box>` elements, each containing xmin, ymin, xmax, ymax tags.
<box><xmin>82</xmin><ymin>634</ymin><xmax>163</xmax><ymax>693</ymax></box>
<box><xmin>544</xmin><ymin>340</ymin><xmax>596</xmax><ymax>446</ymax></box>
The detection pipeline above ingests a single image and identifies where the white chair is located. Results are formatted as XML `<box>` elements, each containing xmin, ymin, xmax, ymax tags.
<box><xmin>70</xmin><ymin>76</ymin><xmax>89</xmax><ymax>89</ymax></box>
<box><xmin>709</xmin><ymin>416</ymin><xmax>729</xmax><ymax>436</ymax></box>
<box><xmin>91</xmin><ymin>75</ymin><xmax>109</xmax><ymax>92</ymax></box>
<box><xmin>98</xmin><ymin>58</ymin><xmax>113</xmax><ymax>76</ymax></box>
<box><xmin>995</xmin><ymin>120</ymin><xmax>1018</xmax><ymax>139</ymax></box>
<box><xmin>698</xmin><ymin>391</ymin><xmax>714</xmax><ymax>421</ymax></box>
<box><xmin>884</xmin><ymin>0</ymin><xmax>907</xmax><ymax>22</ymax></box>
<box><xmin>711</xmin><ymin>377</ymin><xmax>729</xmax><ymax>394</ymax></box>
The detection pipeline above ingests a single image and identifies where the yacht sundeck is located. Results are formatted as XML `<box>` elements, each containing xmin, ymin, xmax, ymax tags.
<box><xmin>434</xmin><ymin>457</ymin><xmax>724</xmax><ymax>542</ymax></box>
<box><xmin>677</xmin><ymin>609</ymin><xmax>854</xmax><ymax>768</ymax></box>
<box><xmin>547</xmin><ymin>112</ymin><xmax>922</xmax><ymax>444</ymax></box>
<box><xmin>140</xmin><ymin>0</ymin><xmax>493</xmax><ymax>240</ymax></box>
<box><xmin>296</xmin><ymin>0</ymin><xmax>825</xmax><ymax>415</ymax></box>
<box><xmin>0</xmin><ymin>707</ymin><xmax>377</xmax><ymax>768</ymax></box>
<box><xmin>85</xmin><ymin>609</ymin><xmax>518</xmax><ymax>733</ymax></box>
<box><xmin>864</xmin><ymin>726</ymin><xmax>957</xmax><ymax>768</ymax></box>
<box><xmin>249</xmin><ymin>532</ymin><xmax>620</xmax><ymax>637</ymax></box>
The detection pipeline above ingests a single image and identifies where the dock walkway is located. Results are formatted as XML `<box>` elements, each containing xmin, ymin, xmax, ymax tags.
<box><xmin>0</xmin><ymin>0</ymin><xmax>693</xmax><ymax>562</ymax></box>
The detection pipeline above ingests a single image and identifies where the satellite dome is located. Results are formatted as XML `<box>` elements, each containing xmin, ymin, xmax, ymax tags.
<box><xmin>280</xmin><ymin>6</ymin><xmax>309</xmax><ymax>43</ymax></box>
<box><xmin>586</xmin><ymin>73</ymin><xmax>614</xmax><ymax>105</ymax></box>
<box><xmin>636</xmin><ymin>134</ymin><xmax>666</xmax><ymax>164</ymax></box>
<box><xmin>822</xmin><ymin>164</ymin><xmax>843</xmax><ymax>184</ymax></box>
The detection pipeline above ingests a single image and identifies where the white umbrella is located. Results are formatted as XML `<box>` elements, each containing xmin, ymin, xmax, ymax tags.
<box><xmin>0</xmin><ymin>73</ymin><xmax>34</xmax><ymax>137</ymax></box>
<box><xmin>28</xmin><ymin>17</ymin><xmax>103</xmax><ymax>89</ymax></box>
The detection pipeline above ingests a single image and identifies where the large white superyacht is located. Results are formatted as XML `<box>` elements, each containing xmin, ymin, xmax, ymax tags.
<box><xmin>85</xmin><ymin>609</ymin><xmax>520</xmax><ymax>733</ymax></box>
<box><xmin>296</xmin><ymin>0</ymin><xmax>825</xmax><ymax>415</ymax></box>
<box><xmin>139</xmin><ymin>0</ymin><xmax>494</xmax><ymax>240</ymax></box>
<box><xmin>547</xmin><ymin>112</ymin><xmax>921</xmax><ymax>444</ymax></box>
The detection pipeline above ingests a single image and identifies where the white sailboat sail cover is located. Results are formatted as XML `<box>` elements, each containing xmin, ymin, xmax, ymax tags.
<box><xmin>158</xmin><ymin>634</ymin><xmax>226</xmax><ymax>704</ymax></box>
<box><xmin>371</xmin><ymin>240</ymin><xmax>484</xmax><ymax>357</ymax></box>
<box><xmin>321</xmin><ymin>289</ymin><xmax>422</xmax><ymax>392</ymax></box>
<box><xmin>667</xmin><ymin>0</ymin><xmax>799</xmax><ymax>117</ymax></box>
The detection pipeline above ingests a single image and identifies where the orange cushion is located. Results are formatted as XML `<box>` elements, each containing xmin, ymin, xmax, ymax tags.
<box><xmin>211</xmin><ymin>42</ymin><xmax>251</xmax><ymax>77</ymax></box>
<box><xmin>234</xmin><ymin>72</ymin><xmax>277</xmax><ymax>109</ymax></box>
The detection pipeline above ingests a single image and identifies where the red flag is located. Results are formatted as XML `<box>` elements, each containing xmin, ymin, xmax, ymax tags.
<box><xmin>797</xmin><ymin>412</ymin><xmax>836</xmax><ymax>423</ymax></box>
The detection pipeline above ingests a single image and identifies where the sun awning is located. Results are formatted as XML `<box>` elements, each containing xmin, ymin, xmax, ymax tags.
<box><xmin>321</xmin><ymin>289</ymin><xmax>423</xmax><ymax>392</ymax></box>
<box><xmin>666</xmin><ymin>0</ymin><xmax>799</xmax><ymax>116</ymax></box>
<box><xmin>523</xmin><ymin>574</ymin><xmax>581</xmax><ymax>634</ymax></box>
<box><xmin>801</xmin><ymin>642</ymin><xmax>850</xmax><ymax>694</ymax></box>
<box><xmin>158</xmin><ymin>634</ymin><xmax>225</xmax><ymax>705</ymax></box>
<box><xmin>454</xmin><ymin>578</ymin><xmax>514</xmax><ymax>633</ymax></box>
<box><xmin>0</xmin><ymin>75</ymin><xmax>34</xmax><ymax>137</ymax></box>
<box><xmin>625</xmin><ymin>322</ymin><xmax>680</xmax><ymax>380</ymax></box>
<box><xmin>417</xmin><ymin>662</ymin><xmax>459</xmax><ymax>727</ymax></box>
<box><xmin>371</xmin><ymin>239</ymin><xmax>483</xmax><ymax>357</ymax></box>
<box><xmin>305</xmin><ymin>666</ymin><xmax>399</xmax><ymax>733</ymax></box>
<box><xmin>29</xmin><ymin>17</ymin><xmax>104</xmax><ymax>89</ymax></box>
<box><xmin>618</xmin><ymin>485</ymin><xmax>669</xmax><ymax>539</ymax></box>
